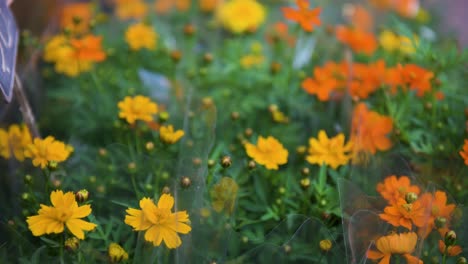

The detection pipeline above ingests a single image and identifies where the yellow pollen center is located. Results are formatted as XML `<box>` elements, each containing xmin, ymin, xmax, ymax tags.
<box><xmin>154</xmin><ymin>209</ymin><xmax>170</xmax><ymax>224</ymax></box>
<box><xmin>55</xmin><ymin>208</ymin><xmax>73</xmax><ymax>222</ymax></box>
<box><xmin>398</xmin><ymin>187</ymin><xmax>407</xmax><ymax>194</ymax></box>
<box><xmin>402</xmin><ymin>203</ymin><xmax>412</xmax><ymax>212</ymax></box>
<box><xmin>432</xmin><ymin>206</ymin><xmax>440</xmax><ymax>216</ymax></box>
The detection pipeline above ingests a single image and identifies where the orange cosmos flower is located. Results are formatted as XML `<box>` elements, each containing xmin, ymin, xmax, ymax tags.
<box><xmin>398</xmin><ymin>64</ymin><xmax>432</xmax><ymax>95</ymax></box>
<box><xmin>349</xmin><ymin>60</ymin><xmax>386</xmax><ymax>100</ymax></box>
<box><xmin>351</xmin><ymin>103</ymin><xmax>393</xmax><ymax>154</ymax></box>
<box><xmin>60</xmin><ymin>3</ymin><xmax>93</xmax><ymax>34</ymax></box>
<box><xmin>393</xmin><ymin>0</ymin><xmax>420</xmax><ymax>18</ymax></box>
<box><xmin>114</xmin><ymin>0</ymin><xmax>148</xmax><ymax>20</ymax></box>
<box><xmin>336</xmin><ymin>25</ymin><xmax>377</xmax><ymax>55</ymax></box>
<box><xmin>367</xmin><ymin>232</ymin><xmax>422</xmax><ymax>264</ymax></box>
<box><xmin>302</xmin><ymin>62</ymin><xmax>340</xmax><ymax>101</ymax></box>
<box><xmin>266</xmin><ymin>22</ymin><xmax>296</xmax><ymax>47</ymax></box>
<box><xmin>282</xmin><ymin>0</ymin><xmax>321</xmax><ymax>32</ymax></box>
<box><xmin>369</xmin><ymin>0</ymin><xmax>392</xmax><ymax>10</ymax></box>
<box><xmin>377</xmin><ymin>175</ymin><xmax>421</xmax><ymax>205</ymax></box>
<box><xmin>70</xmin><ymin>35</ymin><xmax>106</xmax><ymax>62</ymax></box>
<box><xmin>418</xmin><ymin>191</ymin><xmax>456</xmax><ymax>237</ymax></box>
<box><xmin>302</xmin><ymin>61</ymin><xmax>386</xmax><ymax>101</ymax></box>
<box><xmin>154</xmin><ymin>0</ymin><xmax>191</xmax><ymax>14</ymax></box>
<box><xmin>369</xmin><ymin>0</ymin><xmax>419</xmax><ymax>18</ymax></box>
<box><xmin>343</xmin><ymin>4</ymin><xmax>374</xmax><ymax>32</ymax></box>
<box><xmin>379</xmin><ymin>198</ymin><xmax>427</xmax><ymax>230</ymax></box>
<box><xmin>199</xmin><ymin>0</ymin><xmax>220</xmax><ymax>13</ymax></box>
<box><xmin>460</xmin><ymin>139</ymin><xmax>468</xmax><ymax>165</ymax></box>
<box><xmin>438</xmin><ymin>240</ymin><xmax>463</xmax><ymax>257</ymax></box>
<box><xmin>245</xmin><ymin>136</ymin><xmax>288</xmax><ymax>170</ymax></box>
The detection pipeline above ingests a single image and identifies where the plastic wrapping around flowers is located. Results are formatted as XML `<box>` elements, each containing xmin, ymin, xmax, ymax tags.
<box><xmin>338</xmin><ymin>156</ymin><xmax>467</xmax><ymax>264</ymax></box>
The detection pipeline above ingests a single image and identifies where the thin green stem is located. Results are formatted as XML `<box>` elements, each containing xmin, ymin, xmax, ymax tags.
<box><xmin>131</xmin><ymin>174</ymin><xmax>139</xmax><ymax>199</ymax></box>
<box><xmin>42</xmin><ymin>169</ymin><xmax>50</xmax><ymax>194</ymax></box>
<box><xmin>442</xmin><ymin>247</ymin><xmax>448</xmax><ymax>264</ymax></box>
<box><xmin>59</xmin><ymin>234</ymin><xmax>65</xmax><ymax>264</ymax></box>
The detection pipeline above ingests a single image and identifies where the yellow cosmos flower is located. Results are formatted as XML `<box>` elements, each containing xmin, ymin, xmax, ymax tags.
<box><xmin>8</xmin><ymin>124</ymin><xmax>32</xmax><ymax>161</ymax></box>
<box><xmin>124</xmin><ymin>194</ymin><xmax>191</xmax><ymax>249</ymax></box>
<box><xmin>43</xmin><ymin>35</ymin><xmax>70</xmax><ymax>63</ymax></box>
<box><xmin>306</xmin><ymin>130</ymin><xmax>353</xmax><ymax>169</ymax></box>
<box><xmin>26</xmin><ymin>190</ymin><xmax>97</xmax><ymax>239</ymax></box>
<box><xmin>24</xmin><ymin>136</ymin><xmax>73</xmax><ymax>169</ymax></box>
<box><xmin>118</xmin><ymin>95</ymin><xmax>158</xmax><ymax>125</ymax></box>
<box><xmin>159</xmin><ymin>125</ymin><xmax>184</xmax><ymax>144</ymax></box>
<box><xmin>245</xmin><ymin>136</ymin><xmax>288</xmax><ymax>170</ymax></box>
<box><xmin>240</xmin><ymin>54</ymin><xmax>264</xmax><ymax>69</ymax></box>
<box><xmin>210</xmin><ymin>177</ymin><xmax>238</xmax><ymax>214</ymax></box>
<box><xmin>0</xmin><ymin>129</ymin><xmax>10</xmax><ymax>159</ymax></box>
<box><xmin>43</xmin><ymin>34</ymin><xmax>105</xmax><ymax>77</ymax></box>
<box><xmin>379</xmin><ymin>30</ymin><xmax>418</xmax><ymax>55</ymax></box>
<box><xmin>125</xmin><ymin>23</ymin><xmax>158</xmax><ymax>51</ymax></box>
<box><xmin>0</xmin><ymin>124</ymin><xmax>30</xmax><ymax>160</ymax></box>
<box><xmin>379</xmin><ymin>30</ymin><xmax>400</xmax><ymax>52</ymax></box>
<box><xmin>108</xmin><ymin>243</ymin><xmax>129</xmax><ymax>263</ymax></box>
<box><xmin>217</xmin><ymin>0</ymin><xmax>266</xmax><ymax>34</ymax></box>
<box><xmin>399</xmin><ymin>35</ymin><xmax>418</xmax><ymax>55</ymax></box>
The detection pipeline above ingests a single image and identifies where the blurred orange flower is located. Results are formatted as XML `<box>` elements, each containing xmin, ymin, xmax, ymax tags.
<box><xmin>336</xmin><ymin>25</ymin><xmax>377</xmax><ymax>55</ymax></box>
<box><xmin>377</xmin><ymin>175</ymin><xmax>420</xmax><ymax>205</ymax></box>
<box><xmin>302</xmin><ymin>61</ymin><xmax>386</xmax><ymax>102</ymax></box>
<box><xmin>199</xmin><ymin>0</ymin><xmax>220</xmax><ymax>12</ymax></box>
<box><xmin>281</xmin><ymin>0</ymin><xmax>321</xmax><ymax>32</ymax></box>
<box><xmin>302</xmin><ymin>62</ymin><xmax>341</xmax><ymax>101</ymax></box>
<box><xmin>70</xmin><ymin>35</ymin><xmax>106</xmax><ymax>62</ymax></box>
<box><xmin>155</xmin><ymin>0</ymin><xmax>191</xmax><ymax>14</ymax></box>
<box><xmin>460</xmin><ymin>139</ymin><xmax>468</xmax><ymax>165</ymax></box>
<box><xmin>60</xmin><ymin>3</ymin><xmax>92</xmax><ymax>34</ymax></box>
<box><xmin>393</xmin><ymin>0</ymin><xmax>420</xmax><ymax>18</ymax></box>
<box><xmin>367</xmin><ymin>232</ymin><xmax>422</xmax><ymax>264</ymax></box>
<box><xmin>351</xmin><ymin>103</ymin><xmax>393</xmax><ymax>154</ymax></box>
<box><xmin>266</xmin><ymin>22</ymin><xmax>296</xmax><ymax>47</ymax></box>
<box><xmin>350</xmin><ymin>60</ymin><xmax>386</xmax><ymax>99</ymax></box>
<box><xmin>114</xmin><ymin>0</ymin><xmax>148</xmax><ymax>20</ymax></box>
<box><xmin>369</xmin><ymin>0</ymin><xmax>419</xmax><ymax>18</ymax></box>
<box><xmin>419</xmin><ymin>191</ymin><xmax>456</xmax><ymax>237</ymax></box>
<box><xmin>385</xmin><ymin>64</ymin><xmax>434</xmax><ymax>97</ymax></box>
<box><xmin>343</xmin><ymin>4</ymin><xmax>374</xmax><ymax>32</ymax></box>
<box><xmin>438</xmin><ymin>240</ymin><xmax>463</xmax><ymax>257</ymax></box>
<box><xmin>379</xmin><ymin>198</ymin><xmax>427</xmax><ymax>230</ymax></box>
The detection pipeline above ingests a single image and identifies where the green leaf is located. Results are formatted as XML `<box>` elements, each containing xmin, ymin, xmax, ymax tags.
<box><xmin>30</xmin><ymin>246</ymin><xmax>47</xmax><ymax>264</ymax></box>
<box><xmin>39</xmin><ymin>237</ymin><xmax>59</xmax><ymax>247</ymax></box>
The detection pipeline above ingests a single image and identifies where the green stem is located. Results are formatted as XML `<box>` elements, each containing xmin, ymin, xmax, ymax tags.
<box><xmin>89</xmin><ymin>71</ymin><xmax>104</xmax><ymax>93</ymax></box>
<box><xmin>442</xmin><ymin>247</ymin><xmax>448</xmax><ymax>264</ymax></box>
<box><xmin>133</xmin><ymin>232</ymin><xmax>143</xmax><ymax>264</ymax></box>
<box><xmin>131</xmin><ymin>174</ymin><xmax>139</xmax><ymax>199</ymax></box>
<box><xmin>59</xmin><ymin>234</ymin><xmax>65</xmax><ymax>264</ymax></box>
<box><xmin>42</xmin><ymin>169</ymin><xmax>50</xmax><ymax>194</ymax></box>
